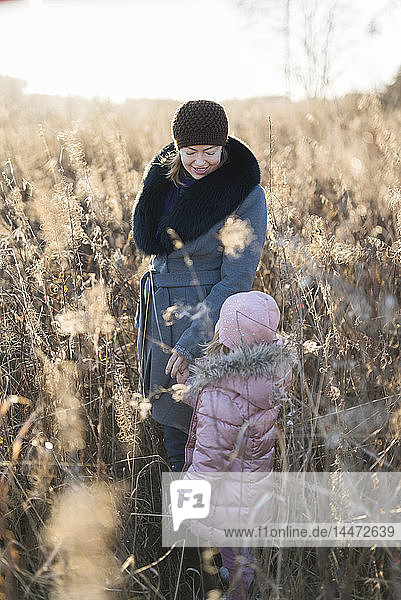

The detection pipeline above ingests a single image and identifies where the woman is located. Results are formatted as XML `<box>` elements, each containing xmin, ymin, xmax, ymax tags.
<box><xmin>131</xmin><ymin>99</ymin><xmax>267</xmax><ymax>473</ymax></box>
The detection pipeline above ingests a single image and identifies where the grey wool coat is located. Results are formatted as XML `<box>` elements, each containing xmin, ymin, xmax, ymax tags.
<box><xmin>131</xmin><ymin>136</ymin><xmax>268</xmax><ymax>433</ymax></box>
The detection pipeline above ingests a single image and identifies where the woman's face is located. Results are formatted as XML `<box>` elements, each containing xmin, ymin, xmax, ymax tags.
<box><xmin>179</xmin><ymin>145</ymin><xmax>223</xmax><ymax>179</ymax></box>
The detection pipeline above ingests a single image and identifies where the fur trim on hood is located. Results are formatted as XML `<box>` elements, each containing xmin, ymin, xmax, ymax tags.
<box><xmin>131</xmin><ymin>136</ymin><xmax>260</xmax><ymax>255</ymax></box>
<box><xmin>189</xmin><ymin>338</ymin><xmax>297</xmax><ymax>394</ymax></box>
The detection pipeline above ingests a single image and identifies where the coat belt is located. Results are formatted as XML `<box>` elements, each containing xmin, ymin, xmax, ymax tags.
<box><xmin>151</xmin><ymin>269</ymin><xmax>221</xmax><ymax>288</ymax></box>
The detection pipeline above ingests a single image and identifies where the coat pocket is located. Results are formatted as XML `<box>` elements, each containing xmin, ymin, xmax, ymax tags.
<box><xmin>184</xmin><ymin>283</ymin><xmax>213</xmax><ymax>308</ymax></box>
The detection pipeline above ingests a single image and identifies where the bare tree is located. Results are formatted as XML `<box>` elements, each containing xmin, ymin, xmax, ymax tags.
<box><xmin>233</xmin><ymin>0</ymin><xmax>350</xmax><ymax>99</ymax></box>
<box><xmin>294</xmin><ymin>0</ymin><xmax>339</xmax><ymax>98</ymax></box>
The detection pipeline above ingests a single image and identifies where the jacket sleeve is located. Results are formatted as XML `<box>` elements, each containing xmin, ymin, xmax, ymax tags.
<box><xmin>174</xmin><ymin>185</ymin><xmax>267</xmax><ymax>359</ymax></box>
<box><xmin>186</xmin><ymin>389</ymin><xmax>244</xmax><ymax>474</ymax></box>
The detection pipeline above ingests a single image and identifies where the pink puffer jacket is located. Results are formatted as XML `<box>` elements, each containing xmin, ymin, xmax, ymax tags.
<box><xmin>180</xmin><ymin>339</ymin><xmax>293</xmax><ymax>543</ymax></box>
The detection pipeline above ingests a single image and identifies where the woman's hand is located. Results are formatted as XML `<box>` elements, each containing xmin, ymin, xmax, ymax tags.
<box><xmin>165</xmin><ymin>350</ymin><xmax>189</xmax><ymax>379</ymax></box>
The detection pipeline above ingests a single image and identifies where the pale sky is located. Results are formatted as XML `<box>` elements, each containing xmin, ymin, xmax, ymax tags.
<box><xmin>0</xmin><ymin>0</ymin><xmax>400</xmax><ymax>103</ymax></box>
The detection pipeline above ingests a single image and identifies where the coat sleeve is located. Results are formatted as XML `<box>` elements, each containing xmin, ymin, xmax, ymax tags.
<box><xmin>174</xmin><ymin>185</ymin><xmax>268</xmax><ymax>359</ymax></box>
<box><xmin>185</xmin><ymin>388</ymin><xmax>244</xmax><ymax>474</ymax></box>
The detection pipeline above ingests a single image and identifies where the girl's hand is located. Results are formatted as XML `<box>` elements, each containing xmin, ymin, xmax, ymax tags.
<box><xmin>176</xmin><ymin>367</ymin><xmax>190</xmax><ymax>384</ymax></box>
<box><xmin>165</xmin><ymin>350</ymin><xmax>189</xmax><ymax>379</ymax></box>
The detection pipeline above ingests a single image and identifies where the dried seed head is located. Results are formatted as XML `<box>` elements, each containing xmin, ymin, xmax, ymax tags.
<box><xmin>171</xmin><ymin>383</ymin><xmax>189</xmax><ymax>403</ymax></box>
<box><xmin>55</xmin><ymin>280</ymin><xmax>116</xmax><ymax>340</ymax></box>
<box><xmin>218</xmin><ymin>216</ymin><xmax>256</xmax><ymax>258</ymax></box>
<box><xmin>167</xmin><ymin>227</ymin><xmax>184</xmax><ymax>249</ymax></box>
<box><xmin>44</xmin><ymin>482</ymin><xmax>120</xmax><ymax>600</ymax></box>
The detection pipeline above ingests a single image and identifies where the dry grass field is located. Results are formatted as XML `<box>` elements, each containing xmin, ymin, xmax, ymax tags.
<box><xmin>0</xmin><ymin>77</ymin><xmax>400</xmax><ymax>599</ymax></box>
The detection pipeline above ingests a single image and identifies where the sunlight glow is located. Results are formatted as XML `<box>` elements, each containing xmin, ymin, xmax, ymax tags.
<box><xmin>0</xmin><ymin>0</ymin><xmax>400</xmax><ymax>103</ymax></box>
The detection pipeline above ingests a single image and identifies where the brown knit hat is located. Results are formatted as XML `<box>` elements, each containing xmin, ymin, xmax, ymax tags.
<box><xmin>171</xmin><ymin>100</ymin><xmax>229</xmax><ymax>149</ymax></box>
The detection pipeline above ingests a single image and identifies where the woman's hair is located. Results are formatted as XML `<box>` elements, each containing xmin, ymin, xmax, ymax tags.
<box><xmin>202</xmin><ymin>329</ymin><xmax>231</xmax><ymax>356</ymax></box>
<box><xmin>161</xmin><ymin>145</ymin><xmax>230</xmax><ymax>187</ymax></box>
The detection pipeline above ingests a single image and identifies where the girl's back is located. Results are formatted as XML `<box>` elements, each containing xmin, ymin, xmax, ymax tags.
<box><xmin>183</xmin><ymin>340</ymin><xmax>291</xmax><ymax>474</ymax></box>
<box><xmin>179</xmin><ymin>291</ymin><xmax>295</xmax><ymax>599</ymax></box>
<box><xmin>180</xmin><ymin>291</ymin><xmax>294</xmax><ymax>541</ymax></box>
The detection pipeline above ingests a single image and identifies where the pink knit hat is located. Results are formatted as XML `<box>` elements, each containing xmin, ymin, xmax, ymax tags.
<box><xmin>216</xmin><ymin>291</ymin><xmax>280</xmax><ymax>349</ymax></box>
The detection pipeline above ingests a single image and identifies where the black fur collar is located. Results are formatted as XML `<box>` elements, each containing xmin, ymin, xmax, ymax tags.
<box><xmin>131</xmin><ymin>136</ymin><xmax>260</xmax><ymax>255</ymax></box>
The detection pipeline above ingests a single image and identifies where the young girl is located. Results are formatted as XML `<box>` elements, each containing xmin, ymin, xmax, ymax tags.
<box><xmin>177</xmin><ymin>290</ymin><xmax>293</xmax><ymax>600</ymax></box>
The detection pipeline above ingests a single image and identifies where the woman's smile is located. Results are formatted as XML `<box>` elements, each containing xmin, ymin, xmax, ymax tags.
<box><xmin>192</xmin><ymin>166</ymin><xmax>208</xmax><ymax>175</ymax></box>
<box><xmin>180</xmin><ymin>145</ymin><xmax>223</xmax><ymax>179</ymax></box>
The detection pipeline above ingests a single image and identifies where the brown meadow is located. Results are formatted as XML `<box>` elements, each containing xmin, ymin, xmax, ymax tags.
<box><xmin>0</xmin><ymin>78</ymin><xmax>400</xmax><ymax>599</ymax></box>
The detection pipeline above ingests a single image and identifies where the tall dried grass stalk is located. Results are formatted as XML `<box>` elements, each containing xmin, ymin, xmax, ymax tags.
<box><xmin>44</xmin><ymin>482</ymin><xmax>120</xmax><ymax>600</ymax></box>
<box><xmin>36</xmin><ymin>179</ymin><xmax>86</xmax><ymax>260</ymax></box>
<box><xmin>43</xmin><ymin>359</ymin><xmax>86</xmax><ymax>454</ymax></box>
<box><xmin>56</xmin><ymin>279</ymin><xmax>116</xmax><ymax>349</ymax></box>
